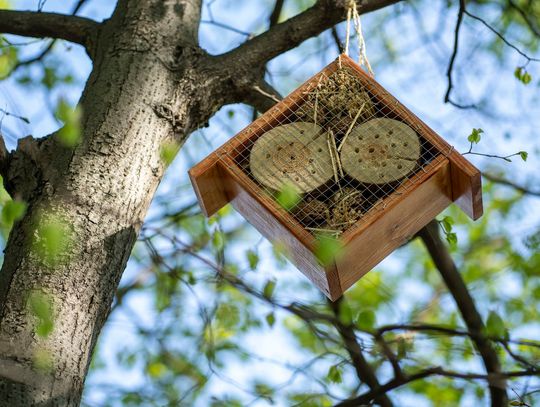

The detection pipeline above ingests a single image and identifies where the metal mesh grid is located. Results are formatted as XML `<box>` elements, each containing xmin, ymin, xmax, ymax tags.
<box><xmin>219</xmin><ymin>64</ymin><xmax>446</xmax><ymax>238</ymax></box>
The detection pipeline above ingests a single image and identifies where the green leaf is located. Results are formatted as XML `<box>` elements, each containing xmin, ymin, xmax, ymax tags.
<box><xmin>254</xmin><ymin>383</ymin><xmax>274</xmax><ymax>400</ymax></box>
<box><xmin>42</xmin><ymin>67</ymin><xmax>58</xmax><ymax>89</ymax></box>
<box><xmin>28</xmin><ymin>291</ymin><xmax>54</xmax><ymax>338</ymax></box>
<box><xmin>246</xmin><ymin>250</ymin><xmax>259</xmax><ymax>270</ymax></box>
<box><xmin>33</xmin><ymin>214</ymin><xmax>74</xmax><ymax>265</ymax></box>
<box><xmin>467</xmin><ymin>128</ymin><xmax>483</xmax><ymax>144</ymax></box>
<box><xmin>55</xmin><ymin>99</ymin><xmax>82</xmax><ymax>147</ymax></box>
<box><xmin>147</xmin><ymin>362</ymin><xmax>167</xmax><ymax>378</ymax></box>
<box><xmin>510</xmin><ymin>400</ymin><xmax>523</xmax><ymax>406</ymax></box>
<box><xmin>338</xmin><ymin>300</ymin><xmax>353</xmax><ymax>325</ymax></box>
<box><xmin>160</xmin><ymin>140</ymin><xmax>180</xmax><ymax>166</ymax></box>
<box><xmin>519</xmin><ymin>151</ymin><xmax>528</xmax><ymax>162</ymax></box>
<box><xmin>263</xmin><ymin>279</ymin><xmax>276</xmax><ymax>299</ymax></box>
<box><xmin>276</xmin><ymin>182</ymin><xmax>301</xmax><ymax>211</ymax></box>
<box><xmin>265</xmin><ymin>312</ymin><xmax>275</xmax><ymax>327</ymax></box>
<box><xmin>514</xmin><ymin>67</ymin><xmax>533</xmax><ymax>85</ymax></box>
<box><xmin>212</xmin><ymin>230</ymin><xmax>224</xmax><ymax>251</ymax></box>
<box><xmin>314</xmin><ymin>234</ymin><xmax>344</xmax><ymax>266</ymax></box>
<box><xmin>446</xmin><ymin>232</ymin><xmax>457</xmax><ymax>246</ymax></box>
<box><xmin>0</xmin><ymin>46</ymin><xmax>17</xmax><ymax>80</ymax></box>
<box><xmin>327</xmin><ymin>364</ymin><xmax>342</xmax><ymax>384</ymax></box>
<box><xmin>441</xmin><ymin>216</ymin><xmax>454</xmax><ymax>233</ymax></box>
<box><xmin>355</xmin><ymin>309</ymin><xmax>376</xmax><ymax>331</ymax></box>
<box><xmin>2</xmin><ymin>199</ymin><xmax>26</xmax><ymax>224</ymax></box>
<box><xmin>486</xmin><ymin>311</ymin><xmax>508</xmax><ymax>339</ymax></box>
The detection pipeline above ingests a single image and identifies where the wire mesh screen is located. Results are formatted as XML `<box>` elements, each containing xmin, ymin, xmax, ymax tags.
<box><xmin>220</xmin><ymin>64</ymin><xmax>446</xmax><ymax>238</ymax></box>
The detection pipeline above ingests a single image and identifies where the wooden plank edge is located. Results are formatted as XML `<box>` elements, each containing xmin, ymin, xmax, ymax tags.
<box><xmin>188</xmin><ymin>153</ymin><xmax>231</xmax><ymax>217</ymax></box>
<box><xmin>337</xmin><ymin>159</ymin><xmax>453</xmax><ymax>293</ymax></box>
<box><xmin>449</xmin><ymin>151</ymin><xmax>483</xmax><ymax>220</ymax></box>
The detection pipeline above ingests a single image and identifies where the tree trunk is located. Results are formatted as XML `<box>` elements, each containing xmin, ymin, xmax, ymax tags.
<box><xmin>0</xmin><ymin>1</ymin><xmax>217</xmax><ymax>405</ymax></box>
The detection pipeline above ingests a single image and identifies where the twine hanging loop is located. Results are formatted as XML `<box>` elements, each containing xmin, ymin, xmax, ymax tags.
<box><xmin>343</xmin><ymin>0</ymin><xmax>374</xmax><ymax>77</ymax></box>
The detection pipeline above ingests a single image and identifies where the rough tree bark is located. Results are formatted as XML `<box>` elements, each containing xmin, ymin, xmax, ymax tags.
<box><xmin>0</xmin><ymin>0</ymin><xmax>507</xmax><ymax>406</ymax></box>
<box><xmin>0</xmin><ymin>1</ymin><xmax>216</xmax><ymax>404</ymax></box>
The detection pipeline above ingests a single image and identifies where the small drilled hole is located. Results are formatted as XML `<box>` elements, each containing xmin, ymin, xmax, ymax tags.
<box><xmin>398</xmin><ymin>164</ymin><xmax>403</xmax><ymax>169</ymax></box>
<box><xmin>358</xmin><ymin>159</ymin><xmax>363</xmax><ymax>163</ymax></box>
<box><xmin>290</xmin><ymin>156</ymin><xmax>295</xmax><ymax>160</ymax></box>
<box><xmin>318</xmin><ymin>148</ymin><xmax>323</xmax><ymax>152</ymax></box>
<box><xmin>277</xmin><ymin>146</ymin><xmax>282</xmax><ymax>151</ymax></box>
<box><xmin>388</xmin><ymin>130</ymin><xmax>393</xmax><ymax>135</ymax></box>
<box><xmin>382</xmin><ymin>162</ymin><xmax>387</xmax><ymax>167</ymax></box>
<box><xmin>369</xmin><ymin>148</ymin><xmax>375</xmax><ymax>153</ymax></box>
<box><xmin>391</xmin><ymin>143</ymin><xmax>396</xmax><ymax>148</ymax></box>
<box><xmin>309</xmin><ymin>158</ymin><xmax>314</xmax><ymax>163</ymax></box>
<box><xmin>311</xmin><ymin>170</ymin><xmax>316</xmax><ymax>174</ymax></box>
<box><xmin>266</xmin><ymin>153</ymin><xmax>271</xmax><ymax>158</ymax></box>
<box><xmin>355</xmin><ymin>148</ymin><xmax>360</xmax><ymax>153</ymax></box>
<box><xmin>300</xmin><ymin>130</ymin><xmax>304</xmax><ymax>134</ymax></box>
<box><xmin>375</xmin><ymin>134</ymin><xmax>379</xmax><ymax>139</ymax></box>
<box><xmin>404</xmin><ymin>142</ymin><xmax>408</xmax><ymax>147</ymax></box>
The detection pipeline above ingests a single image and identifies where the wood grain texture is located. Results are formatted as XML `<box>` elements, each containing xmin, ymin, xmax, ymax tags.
<box><xmin>249</xmin><ymin>122</ymin><xmax>333</xmax><ymax>193</ymax></box>
<box><xmin>337</xmin><ymin>159</ymin><xmax>453</xmax><ymax>292</ymax></box>
<box><xmin>226</xmin><ymin>163</ymin><xmax>342</xmax><ymax>299</ymax></box>
<box><xmin>340</xmin><ymin>118</ymin><xmax>421</xmax><ymax>184</ymax></box>
<box><xmin>449</xmin><ymin>151</ymin><xmax>483</xmax><ymax>220</ymax></box>
<box><xmin>188</xmin><ymin>153</ymin><xmax>232</xmax><ymax>217</ymax></box>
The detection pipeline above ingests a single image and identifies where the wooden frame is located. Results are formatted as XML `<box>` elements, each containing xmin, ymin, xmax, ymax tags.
<box><xmin>189</xmin><ymin>54</ymin><xmax>482</xmax><ymax>300</ymax></box>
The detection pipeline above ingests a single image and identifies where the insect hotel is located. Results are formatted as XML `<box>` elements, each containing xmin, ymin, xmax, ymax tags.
<box><xmin>189</xmin><ymin>54</ymin><xmax>483</xmax><ymax>301</ymax></box>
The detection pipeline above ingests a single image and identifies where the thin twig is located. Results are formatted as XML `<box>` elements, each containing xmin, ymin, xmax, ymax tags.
<box><xmin>338</xmin><ymin>102</ymin><xmax>365</xmax><ymax>152</ymax></box>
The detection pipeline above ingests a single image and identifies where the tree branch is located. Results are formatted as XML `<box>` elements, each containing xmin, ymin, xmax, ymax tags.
<box><xmin>417</xmin><ymin>220</ymin><xmax>507</xmax><ymax>407</ymax></box>
<box><xmin>334</xmin><ymin>367</ymin><xmax>536</xmax><ymax>407</ymax></box>
<box><xmin>0</xmin><ymin>9</ymin><xmax>99</xmax><ymax>53</ymax></box>
<box><xmin>11</xmin><ymin>0</ymin><xmax>92</xmax><ymax>68</ymax></box>
<box><xmin>242</xmin><ymin>80</ymin><xmax>282</xmax><ymax>113</ymax></box>
<box><xmin>220</xmin><ymin>0</ymin><xmax>403</xmax><ymax>68</ymax></box>
<box><xmin>444</xmin><ymin>0</ymin><xmax>476</xmax><ymax>109</ymax></box>
<box><xmin>329</xmin><ymin>299</ymin><xmax>393</xmax><ymax>407</ymax></box>
<box><xmin>483</xmin><ymin>173</ymin><xmax>540</xmax><ymax>197</ymax></box>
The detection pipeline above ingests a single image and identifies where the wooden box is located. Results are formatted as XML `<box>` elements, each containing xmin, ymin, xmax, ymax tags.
<box><xmin>189</xmin><ymin>54</ymin><xmax>482</xmax><ymax>301</ymax></box>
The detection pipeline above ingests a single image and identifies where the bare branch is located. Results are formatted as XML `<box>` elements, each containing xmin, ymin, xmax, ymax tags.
<box><xmin>507</xmin><ymin>0</ymin><xmax>540</xmax><ymax>38</ymax></box>
<box><xmin>220</xmin><ymin>0</ymin><xmax>403</xmax><ymax>68</ymax></box>
<box><xmin>483</xmin><ymin>173</ymin><xmax>540</xmax><ymax>197</ymax></box>
<box><xmin>242</xmin><ymin>81</ymin><xmax>282</xmax><ymax>113</ymax></box>
<box><xmin>329</xmin><ymin>299</ymin><xmax>393</xmax><ymax>407</ymax></box>
<box><xmin>444</xmin><ymin>0</ymin><xmax>471</xmax><ymax>108</ymax></box>
<box><xmin>0</xmin><ymin>9</ymin><xmax>99</xmax><ymax>53</ymax></box>
<box><xmin>12</xmin><ymin>0</ymin><xmax>92</xmax><ymax>68</ymax></box>
<box><xmin>334</xmin><ymin>367</ymin><xmax>537</xmax><ymax>407</ymax></box>
<box><xmin>417</xmin><ymin>220</ymin><xmax>507</xmax><ymax>406</ymax></box>
<box><xmin>269</xmin><ymin>0</ymin><xmax>285</xmax><ymax>28</ymax></box>
<box><xmin>464</xmin><ymin>9</ymin><xmax>540</xmax><ymax>65</ymax></box>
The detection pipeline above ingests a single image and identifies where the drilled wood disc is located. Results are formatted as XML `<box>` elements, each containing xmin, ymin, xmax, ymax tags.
<box><xmin>340</xmin><ymin>118</ymin><xmax>421</xmax><ymax>184</ymax></box>
<box><xmin>250</xmin><ymin>122</ymin><xmax>333</xmax><ymax>193</ymax></box>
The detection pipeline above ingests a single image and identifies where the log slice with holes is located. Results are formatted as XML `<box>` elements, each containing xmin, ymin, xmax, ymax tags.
<box><xmin>250</xmin><ymin>122</ymin><xmax>334</xmax><ymax>193</ymax></box>
<box><xmin>340</xmin><ymin>118</ymin><xmax>421</xmax><ymax>184</ymax></box>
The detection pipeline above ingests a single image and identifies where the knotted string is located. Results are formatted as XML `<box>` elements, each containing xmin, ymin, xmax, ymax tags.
<box><xmin>342</xmin><ymin>0</ymin><xmax>374</xmax><ymax>77</ymax></box>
